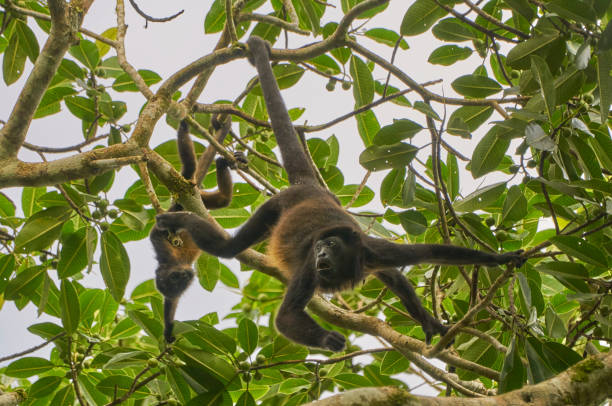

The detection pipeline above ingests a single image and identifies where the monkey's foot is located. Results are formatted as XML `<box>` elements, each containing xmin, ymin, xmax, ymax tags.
<box><xmin>322</xmin><ymin>331</ymin><xmax>346</xmax><ymax>352</ymax></box>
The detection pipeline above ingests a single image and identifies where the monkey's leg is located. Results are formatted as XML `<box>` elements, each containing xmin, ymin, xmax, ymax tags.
<box><xmin>375</xmin><ymin>269</ymin><xmax>448</xmax><ymax>344</ymax></box>
<box><xmin>155</xmin><ymin>196</ymin><xmax>282</xmax><ymax>258</ymax></box>
<box><xmin>200</xmin><ymin>157</ymin><xmax>234</xmax><ymax>209</ymax></box>
<box><xmin>276</xmin><ymin>264</ymin><xmax>346</xmax><ymax>352</ymax></box>
<box><xmin>364</xmin><ymin>237</ymin><xmax>525</xmax><ymax>268</ymax></box>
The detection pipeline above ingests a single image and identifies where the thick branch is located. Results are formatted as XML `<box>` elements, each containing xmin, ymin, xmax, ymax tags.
<box><xmin>305</xmin><ymin>352</ymin><xmax>612</xmax><ymax>406</ymax></box>
<box><xmin>0</xmin><ymin>143</ymin><xmax>141</xmax><ymax>188</ymax></box>
<box><xmin>0</xmin><ymin>1</ymin><xmax>79</xmax><ymax>158</ymax></box>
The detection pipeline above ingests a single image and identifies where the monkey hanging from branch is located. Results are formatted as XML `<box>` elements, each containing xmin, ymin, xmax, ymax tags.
<box><xmin>155</xmin><ymin>37</ymin><xmax>526</xmax><ymax>350</ymax></box>
<box><xmin>150</xmin><ymin>118</ymin><xmax>245</xmax><ymax>343</ymax></box>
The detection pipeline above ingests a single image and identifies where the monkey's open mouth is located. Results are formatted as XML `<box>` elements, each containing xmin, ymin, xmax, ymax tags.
<box><xmin>317</xmin><ymin>260</ymin><xmax>333</xmax><ymax>275</ymax></box>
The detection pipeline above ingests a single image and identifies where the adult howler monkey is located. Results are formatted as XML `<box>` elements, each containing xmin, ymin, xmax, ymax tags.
<box><xmin>151</xmin><ymin>119</ymin><xmax>245</xmax><ymax>342</ymax></box>
<box><xmin>155</xmin><ymin>37</ymin><xmax>526</xmax><ymax>351</ymax></box>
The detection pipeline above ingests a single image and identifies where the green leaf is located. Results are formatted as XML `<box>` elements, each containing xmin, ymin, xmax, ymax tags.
<box><xmin>451</xmin><ymin>74</ymin><xmax>502</xmax><ymax>98</ymax></box>
<box><xmin>58</xmin><ymin>228</ymin><xmax>93</xmax><ymax>278</ymax></box>
<box><xmin>373</xmin><ymin>119</ymin><xmax>423</xmax><ymax>145</ymax></box>
<box><xmin>51</xmin><ymin>386</ymin><xmax>74</xmax><ymax>406</ymax></box>
<box><xmin>398</xmin><ymin>210</ymin><xmax>427</xmax><ymax>235</ymax></box>
<box><xmin>364</xmin><ymin>28</ymin><xmax>409</xmax><ymax>49</ymax></box>
<box><xmin>5</xmin><ymin>357</ymin><xmax>54</xmax><ymax>378</ymax></box>
<box><xmin>307</xmin><ymin>138</ymin><xmax>331</xmax><ymax>168</ymax></box>
<box><xmin>185</xmin><ymin>322</ymin><xmax>236</xmax><ymax>355</ymax></box>
<box><xmin>69</xmin><ymin>39</ymin><xmax>100</xmax><ymax>70</ymax></box>
<box><xmin>35</xmin><ymin>86</ymin><xmax>77</xmax><ymax>119</ymax></box>
<box><xmin>428</xmin><ymin>45</ymin><xmax>472</xmax><ymax>65</ymax></box>
<box><xmin>3</xmin><ymin>33</ymin><xmax>27</xmax><ymax>85</ymax></box>
<box><xmin>355</xmin><ymin>109</ymin><xmax>380</xmax><ymax>146</ymax></box>
<box><xmin>110</xmin><ymin>317</ymin><xmax>141</xmax><ymax>339</ymax></box>
<box><xmin>530</xmin><ymin>55</ymin><xmax>556</xmax><ymax>120</ymax></box>
<box><xmin>14</xmin><ymin>20</ymin><xmax>39</xmax><ymax>62</ymax></box>
<box><xmin>550</xmin><ymin>236</ymin><xmax>608</xmax><ymax>268</ymax></box>
<box><xmin>499</xmin><ymin>336</ymin><xmax>525</xmax><ymax>393</ymax></box>
<box><xmin>337</xmin><ymin>184</ymin><xmax>374</xmax><ymax>207</ymax></box>
<box><xmin>307</xmin><ymin>54</ymin><xmax>341</xmax><ymax>75</ymax></box>
<box><xmin>501</xmin><ymin>185</ymin><xmax>527</xmax><ymax>223</ymax></box>
<box><xmin>197</xmin><ymin>253</ymin><xmax>220</xmax><ymax>292</ymax></box>
<box><xmin>432</xmin><ymin>18</ymin><xmax>479</xmax><ymax>42</ymax></box>
<box><xmin>238</xmin><ymin>318</ymin><xmax>259</xmax><ymax>354</ymax></box>
<box><xmin>210</xmin><ymin>207</ymin><xmax>250</xmax><ymax>228</ymax></box>
<box><xmin>546</xmin><ymin>0</ymin><xmax>597</xmax><ymax>24</ymax></box>
<box><xmin>204</xmin><ymin>0</ymin><xmax>225</xmax><ymax>33</ymax></box>
<box><xmin>350</xmin><ymin>55</ymin><xmax>374</xmax><ymax>107</ymax></box>
<box><xmin>15</xmin><ymin>206</ymin><xmax>72</xmax><ymax>253</ymax></box>
<box><xmin>64</xmin><ymin>96</ymin><xmax>97</xmax><ymax>122</ymax></box>
<box><xmin>174</xmin><ymin>347</ymin><xmax>240</xmax><ymax>390</ymax></box>
<box><xmin>112</xmin><ymin>70</ymin><xmax>162</xmax><ymax>92</ymax></box>
<box><xmin>380</xmin><ymin>167</ymin><xmax>405</xmax><ymax>206</ymax></box>
<box><xmin>97</xmin><ymin>375</ymin><xmax>150</xmax><ymax>398</ymax></box>
<box><xmin>332</xmin><ymin>373</ymin><xmax>372</xmax><ymax>389</ymax></box>
<box><xmin>4</xmin><ymin>266</ymin><xmax>45</xmax><ymax>300</ymax></box>
<box><xmin>99</xmin><ymin>231</ymin><xmax>131</xmax><ymax>302</ymax></box>
<box><xmin>380</xmin><ymin>351</ymin><xmax>410</xmax><ymax>375</ymax></box>
<box><xmin>470</xmin><ymin>125</ymin><xmax>511</xmax><ymax>177</ymax></box>
<box><xmin>507</xmin><ymin>33</ymin><xmax>560</xmax><ymax>69</ymax></box>
<box><xmin>505</xmin><ymin>0</ymin><xmax>536</xmax><ymax>20</ymax></box>
<box><xmin>260</xmin><ymin>336</ymin><xmax>309</xmax><ymax>362</ymax></box>
<box><xmin>59</xmin><ymin>280</ymin><xmax>80</xmax><ymax>334</ymax></box>
<box><xmin>541</xmin><ymin>342</ymin><xmax>582</xmax><ymax>372</ymax></box>
<box><xmin>236</xmin><ymin>391</ymin><xmax>256</xmax><ymax>406</ymax></box>
<box><xmin>80</xmin><ymin>289</ymin><xmax>105</xmax><ymax>328</ymax></box>
<box><xmin>359</xmin><ymin>143</ymin><xmax>418</xmax><ymax>171</ymax></box>
<box><xmin>253</xmin><ymin>64</ymin><xmax>304</xmax><ymax>95</ymax></box>
<box><xmin>525</xmin><ymin>123</ymin><xmax>555</xmax><ymax>151</ymax></box>
<box><xmin>545</xmin><ymin>306</ymin><xmax>567</xmax><ymax>338</ymax></box>
<box><xmin>29</xmin><ymin>375</ymin><xmax>62</xmax><ymax>398</ymax></box>
<box><xmin>454</xmin><ymin>182</ymin><xmax>507</xmax><ymax>212</ymax></box>
<box><xmin>596</xmin><ymin>50</ymin><xmax>612</xmax><ymax>123</ymax></box>
<box><xmin>401</xmin><ymin>0</ymin><xmax>448</xmax><ymax>36</ymax></box>
<box><xmin>96</xmin><ymin>27</ymin><xmax>117</xmax><ymax>57</ymax></box>
<box><xmin>525</xmin><ymin>338</ymin><xmax>555</xmax><ymax>383</ymax></box>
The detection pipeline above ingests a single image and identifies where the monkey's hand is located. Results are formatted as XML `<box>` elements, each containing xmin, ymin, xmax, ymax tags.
<box><xmin>422</xmin><ymin>318</ymin><xmax>450</xmax><ymax>345</ymax></box>
<box><xmin>216</xmin><ymin>152</ymin><xmax>248</xmax><ymax>171</ymax></box>
<box><xmin>321</xmin><ymin>331</ymin><xmax>346</xmax><ymax>352</ymax></box>
<box><xmin>497</xmin><ymin>250</ymin><xmax>526</xmax><ymax>267</ymax></box>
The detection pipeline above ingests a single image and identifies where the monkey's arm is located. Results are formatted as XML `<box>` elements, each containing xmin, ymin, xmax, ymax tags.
<box><xmin>364</xmin><ymin>236</ymin><xmax>525</xmax><ymax>269</ymax></box>
<box><xmin>247</xmin><ymin>36</ymin><xmax>317</xmax><ymax>186</ymax></box>
<box><xmin>375</xmin><ymin>269</ymin><xmax>448</xmax><ymax>344</ymax></box>
<box><xmin>155</xmin><ymin>195</ymin><xmax>282</xmax><ymax>258</ymax></box>
<box><xmin>277</xmin><ymin>263</ymin><xmax>346</xmax><ymax>351</ymax></box>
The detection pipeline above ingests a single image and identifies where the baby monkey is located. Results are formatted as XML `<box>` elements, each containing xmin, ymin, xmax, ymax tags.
<box><xmin>150</xmin><ymin>119</ymin><xmax>245</xmax><ymax>342</ymax></box>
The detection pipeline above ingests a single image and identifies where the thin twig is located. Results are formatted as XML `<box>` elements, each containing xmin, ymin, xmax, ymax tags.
<box><xmin>127</xmin><ymin>0</ymin><xmax>183</xmax><ymax>23</ymax></box>
<box><xmin>0</xmin><ymin>333</ymin><xmax>66</xmax><ymax>362</ymax></box>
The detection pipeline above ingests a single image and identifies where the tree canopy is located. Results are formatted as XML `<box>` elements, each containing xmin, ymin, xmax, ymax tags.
<box><xmin>0</xmin><ymin>0</ymin><xmax>611</xmax><ymax>405</ymax></box>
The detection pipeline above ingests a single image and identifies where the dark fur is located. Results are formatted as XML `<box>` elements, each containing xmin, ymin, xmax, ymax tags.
<box><xmin>151</xmin><ymin>119</ymin><xmax>244</xmax><ymax>342</ymax></box>
<box><xmin>155</xmin><ymin>37</ymin><xmax>526</xmax><ymax>350</ymax></box>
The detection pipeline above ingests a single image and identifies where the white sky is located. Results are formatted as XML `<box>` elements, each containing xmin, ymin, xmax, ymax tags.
<box><xmin>0</xmin><ymin>1</ymin><xmax>510</xmax><ymax>395</ymax></box>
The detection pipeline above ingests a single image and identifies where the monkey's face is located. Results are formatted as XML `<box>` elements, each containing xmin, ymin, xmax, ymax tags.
<box><xmin>156</xmin><ymin>266</ymin><xmax>195</xmax><ymax>298</ymax></box>
<box><xmin>314</xmin><ymin>236</ymin><xmax>359</xmax><ymax>290</ymax></box>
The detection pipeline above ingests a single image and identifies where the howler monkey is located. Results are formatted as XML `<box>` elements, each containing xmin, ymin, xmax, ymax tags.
<box><xmin>155</xmin><ymin>37</ymin><xmax>526</xmax><ymax>351</ymax></box>
<box><xmin>151</xmin><ymin>119</ymin><xmax>245</xmax><ymax>342</ymax></box>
